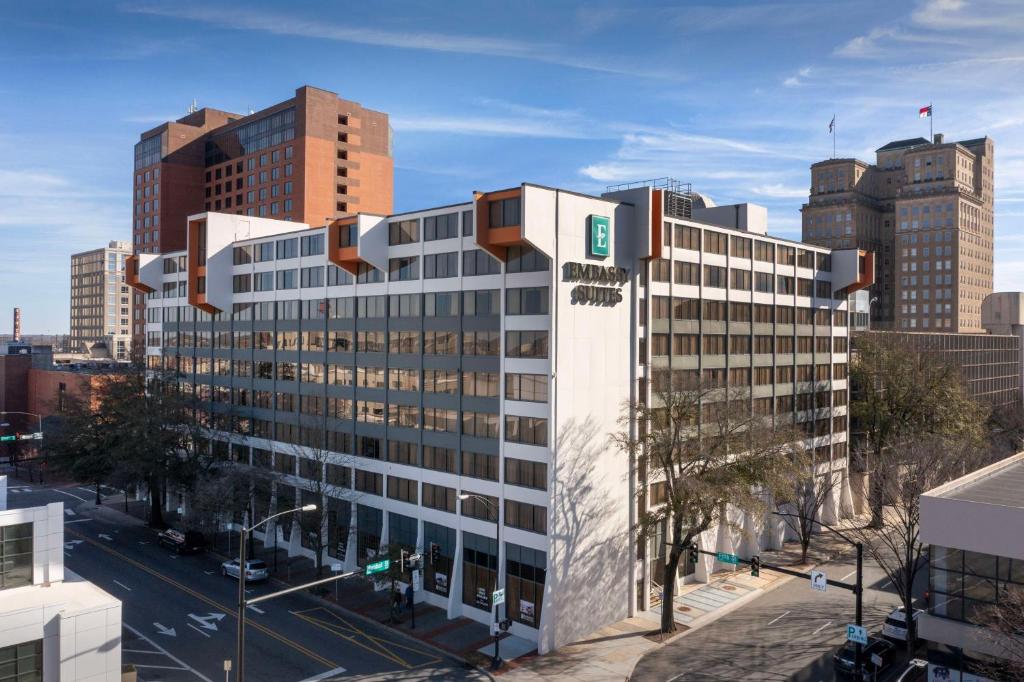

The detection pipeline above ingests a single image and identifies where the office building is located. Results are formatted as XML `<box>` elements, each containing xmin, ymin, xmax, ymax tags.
<box><xmin>0</xmin><ymin>483</ymin><xmax>123</xmax><ymax>681</ymax></box>
<box><xmin>128</xmin><ymin>180</ymin><xmax>870</xmax><ymax>652</ymax></box>
<box><xmin>70</xmin><ymin>241</ymin><xmax>133</xmax><ymax>360</ymax></box>
<box><xmin>982</xmin><ymin>292</ymin><xmax>1024</xmax><ymax>406</ymax></box>
<box><xmin>851</xmin><ymin>331</ymin><xmax>1020</xmax><ymax>411</ymax></box>
<box><xmin>920</xmin><ymin>451</ymin><xmax>1024</xmax><ymax>680</ymax></box>
<box><xmin>130</xmin><ymin>85</ymin><xmax>394</xmax><ymax>338</ymax></box>
<box><xmin>802</xmin><ymin>134</ymin><xmax>994</xmax><ymax>332</ymax></box>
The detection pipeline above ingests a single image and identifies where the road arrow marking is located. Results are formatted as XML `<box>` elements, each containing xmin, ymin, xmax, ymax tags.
<box><xmin>98</xmin><ymin>533</ymin><xmax>113</xmax><ymax>541</ymax></box>
<box><xmin>63</xmin><ymin>540</ymin><xmax>83</xmax><ymax>551</ymax></box>
<box><xmin>153</xmin><ymin>623</ymin><xmax>176</xmax><ymax>637</ymax></box>
<box><xmin>188</xmin><ymin>612</ymin><xmax>226</xmax><ymax>631</ymax></box>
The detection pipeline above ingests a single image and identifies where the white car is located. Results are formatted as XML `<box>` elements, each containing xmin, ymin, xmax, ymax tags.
<box><xmin>220</xmin><ymin>559</ymin><xmax>269</xmax><ymax>582</ymax></box>
<box><xmin>882</xmin><ymin>606</ymin><xmax>923</xmax><ymax>642</ymax></box>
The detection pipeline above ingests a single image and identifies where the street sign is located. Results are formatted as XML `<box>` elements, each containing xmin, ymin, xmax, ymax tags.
<box><xmin>17</xmin><ymin>434</ymin><xmax>34</xmax><ymax>441</ymax></box>
<box><xmin>412</xmin><ymin>569</ymin><xmax>423</xmax><ymax>592</ymax></box>
<box><xmin>0</xmin><ymin>435</ymin><xmax>15</xmax><ymax>442</ymax></box>
<box><xmin>492</xmin><ymin>588</ymin><xmax>506</xmax><ymax>606</ymax></box>
<box><xmin>847</xmin><ymin>624</ymin><xmax>868</xmax><ymax>645</ymax></box>
<box><xmin>331</xmin><ymin>564</ymin><xmax>343</xmax><ymax>572</ymax></box>
<box><xmin>716</xmin><ymin>552</ymin><xmax>739</xmax><ymax>564</ymax></box>
<box><xmin>365</xmin><ymin>559</ymin><xmax>390</xmax><ymax>575</ymax></box>
<box><xmin>32</xmin><ymin>432</ymin><xmax>42</xmax><ymax>440</ymax></box>
<box><xmin>871</xmin><ymin>653</ymin><xmax>883</xmax><ymax>667</ymax></box>
<box><xmin>810</xmin><ymin>570</ymin><xmax>828</xmax><ymax>593</ymax></box>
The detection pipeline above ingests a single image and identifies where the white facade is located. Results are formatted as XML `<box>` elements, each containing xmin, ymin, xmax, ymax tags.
<box><xmin>134</xmin><ymin>181</ymin><xmax>867</xmax><ymax>653</ymax></box>
<box><xmin>0</xmin><ymin>502</ymin><xmax>122</xmax><ymax>682</ymax></box>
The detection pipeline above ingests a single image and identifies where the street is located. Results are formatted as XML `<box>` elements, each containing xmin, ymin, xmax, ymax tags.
<box><xmin>631</xmin><ymin>548</ymin><xmax>926</xmax><ymax>681</ymax></box>
<box><xmin>6</xmin><ymin>477</ymin><xmax>486</xmax><ymax>682</ymax></box>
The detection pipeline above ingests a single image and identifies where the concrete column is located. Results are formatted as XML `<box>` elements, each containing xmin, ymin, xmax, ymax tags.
<box><xmin>343</xmin><ymin>503</ymin><xmax>358</xmax><ymax>572</ymax></box>
<box><xmin>839</xmin><ymin>468</ymin><xmax>855</xmax><ymax>518</ymax></box>
<box><xmin>446</xmin><ymin>531</ymin><xmax>464</xmax><ymax>620</ymax></box>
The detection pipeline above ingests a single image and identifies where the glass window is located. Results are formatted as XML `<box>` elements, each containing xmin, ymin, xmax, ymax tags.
<box><xmin>0</xmin><ymin>522</ymin><xmax>33</xmax><ymax>589</ymax></box>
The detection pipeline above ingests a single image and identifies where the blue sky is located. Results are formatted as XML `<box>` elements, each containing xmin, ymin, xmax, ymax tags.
<box><xmin>2</xmin><ymin>0</ymin><xmax>1023</xmax><ymax>333</ymax></box>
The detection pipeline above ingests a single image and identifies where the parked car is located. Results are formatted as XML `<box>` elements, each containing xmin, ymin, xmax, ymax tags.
<box><xmin>882</xmin><ymin>606</ymin><xmax>924</xmax><ymax>643</ymax></box>
<box><xmin>221</xmin><ymin>559</ymin><xmax>269</xmax><ymax>582</ymax></box>
<box><xmin>833</xmin><ymin>637</ymin><xmax>896</xmax><ymax>677</ymax></box>
<box><xmin>157</xmin><ymin>529</ymin><xmax>206</xmax><ymax>554</ymax></box>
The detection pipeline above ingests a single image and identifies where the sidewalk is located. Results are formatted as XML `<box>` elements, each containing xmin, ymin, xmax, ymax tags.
<box><xmin>501</xmin><ymin>520</ymin><xmax>868</xmax><ymax>681</ymax></box>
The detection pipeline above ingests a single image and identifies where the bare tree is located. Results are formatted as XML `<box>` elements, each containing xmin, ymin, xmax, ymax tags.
<box><xmin>614</xmin><ymin>371</ymin><xmax>802</xmax><ymax>634</ymax></box>
<box><xmin>975</xmin><ymin>585</ymin><xmax>1024</xmax><ymax>680</ymax></box>
<box><xmin>851</xmin><ymin>332</ymin><xmax>987</xmax><ymax>528</ymax></box>
<box><xmin>291</xmin><ymin>432</ymin><xmax>351</xmax><ymax>580</ymax></box>
<box><xmin>848</xmin><ymin>435</ymin><xmax>982</xmax><ymax>654</ymax></box>
<box><xmin>776</xmin><ymin>461</ymin><xmax>837</xmax><ymax>565</ymax></box>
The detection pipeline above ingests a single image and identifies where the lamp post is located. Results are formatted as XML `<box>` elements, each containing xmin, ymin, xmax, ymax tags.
<box><xmin>772</xmin><ymin>511</ymin><xmax>863</xmax><ymax>677</ymax></box>
<box><xmin>236</xmin><ymin>503</ymin><xmax>315</xmax><ymax>682</ymax></box>
<box><xmin>458</xmin><ymin>493</ymin><xmax>503</xmax><ymax>670</ymax></box>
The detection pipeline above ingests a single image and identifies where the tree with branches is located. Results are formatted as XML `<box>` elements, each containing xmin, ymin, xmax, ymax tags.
<box><xmin>975</xmin><ymin>586</ymin><xmax>1024</xmax><ymax>680</ymax></box>
<box><xmin>775</xmin><ymin>462</ymin><xmax>837</xmax><ymax>565</ymax></box>
<box><xmin>850</xmin><ymin>332</ymin><xmax>987</xmax><ymax>528</ymax></box>
<box><xmin>291</xmin><ymin>437</ymin><xmax>349</xmax><ymax>580</ymax></box>
<box><xmin>614</xmin><ymin>371</ymin><xmax>803</xmax><ymax>634</ymax></box>
<box><xmin>44</xmin><ymin>387</ymin><xmax>118</xmax><ymax>505</ymax></box>
<box><xmin>848</xmin><ymin>435</ymin><xmax>983</xmax><ymax>654</ymax></box>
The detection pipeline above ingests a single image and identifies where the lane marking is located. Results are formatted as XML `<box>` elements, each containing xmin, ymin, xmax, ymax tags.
<box><xmin>64</xmin><ymin>518</ymin><xmax>92</xmax><ymax>524</ymax></box>
<box><xmin>840</xmin><ymin>570</ymin><xmax>857</xmax><ymax>582</ymax></box>
<box><xmin>53</xmin><ymin>488</ymin><xmax>88</xmax><ymax>502</ymax></box>
<box><xmin>812</xmin><ymin>621</ymin><xmax>833</xmax><ymax>636</ymax></box>
<box><xmin>767</xmin><ymin>610</ymin><xmax>791</xmax><ymax>626</ymax></box>
<box><xmin>123</xmin><ymin>623</ymin><xmax>213</xmax><ymax>682</ymax></box>
<box><xmin>122</xmin><ymin>649</ymin><xmax>163</xmax><ymax>654</ymax></box>
<box><xmin>67</xmin><ymin>528</ymin><xmax>338</xmax><ymax>670</ymax></box>
<box><xmin>247</xmin><ymin>605</ymin><xmax>266</xmax><ymax>614</ymax></box>
<box><xmin>187</xmin><ymin>623</ymin><xmax>212</xmax><ymax>639</ymax></box>
<box><xmin>130</xmin><ymin>664</ymin><xmax>189</xmax><ymax>671</ymax></box>
<box><xmin>113</xmin><ymin>580</ymin><xmax>133</xmax><ymax>592</ymax></box>
<box><xmin>290</xmin><ymin>607</ymin><xmax>441</xmax><ymax>670</ymax></box>
<box><xmin>880</xmin><ymin>580</ymin><xmax>892</xmax><ymax>589</ymax></box>
<box><xmin>299</xmin><ymin>666</ymin><xmax>349</xmax><ymax>681</ymax></box>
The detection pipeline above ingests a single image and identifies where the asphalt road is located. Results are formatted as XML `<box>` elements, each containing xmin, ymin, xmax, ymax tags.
<box><xmin>6</xmin><ymin>478</ymin><xmax>486</xmax><ymax>682</ymax></box>
<box><xmin>630</xmin><ymin>548</ymin><xmax>927</xmax><ymax>681</ymax></box>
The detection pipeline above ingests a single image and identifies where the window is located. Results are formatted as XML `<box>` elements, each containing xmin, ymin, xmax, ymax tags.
<box><xmin>505</xmin><ymin>500</ymin><xmax>547</xmax><ymax>534</ymax></box>
<box><xmin>301</xmin><ymin>234</ymin><xmax>324</xmax><ymax>256</ymax></box>
<box><xmin>424</xmin><ymin>212</ymin><xmax>459</xmax><ymax>240</ymax></box>
<box><xmin>388</xmin><ymin>293</ymin><xmax>421</xmax><ymax>317</ymax></box>
<box><xmin>505</xmin><ymin>415</ymin><xmax>548</xmax><ymax>446</ymax></box>
<box><xmin>704</xmin><ymin>265</ymin><xmax>726</xmax><ymax>288</ymax></box>
<box><xmin>232</xmin><ymin>274</ymin><xmax>251</xmax><ymax>293</ymax></box>
<box><xmin>0</xmin><ymin>640</ymin><xmax>42</xmax><ymax>680</ymax></box>
<box><xmin>506</xmin><ymin>287</ymin><xmax>549</xmax><ymax>315</ymax></box>
<box><xmin>424</xmin><ymin>331</ymin><xmax>457</xmax><ymax>355</ymax></box>
<box><xmin>506</xmin><ymin>330</ymin><xmax>548</xmax><ymax>358</ymax></box>
<box><xmin>675</xmin><ymin>224</ymin><xmax>700</xmax><ymax>250</ymax></box>
<box><xmin>463</xmin><ymin>331</ymin><xmax>500</xmax><ymax>356</ymax></box>
<box><xmin>507</xmin><ymin>246</ymin><xmax>549</xmax><ymax>273</ymax></box>
<box><xmin>754</xmin><ymin>272</ymin><xmax>773</xmax><ymax>293</ymax></box>
<box><xmin>461</xmin><ymin>451</ymin><xmax>498</xmax><ymax>481</ymax></box>
<box><xmin>463</xmin><ymin>371</ymin><xmax>499</xmax><ymax>398</ymax></box>
<box><xmin>731</xmin><ymin>236</ymin><xmax>752</xmax><ymax>258</ymax></box>
<box><xmin>232</xmin><ymin>246</ymin><xmax>252</xmax><ymax>265</ymax></box>
<box><xmin>276</xmin><ymin>237</ymin><xmax>298</xmax><ymax>260</ymax></box>
<box><xmin>355</xmin><ymin>471</ymin><xmax>383</xmax><ymax>497</ymax></box>
<box><xmin>730</xmin><ymin>269</ymin><xmax>751</xmax><ymax>290</ymax></box>
<box><xmin>300</xmin><ymin>266</ymin><xmax>324</xmax><ymax>288</ymax></box>
<box><xmin>387</xmin><ymin>476</ymin><xmax>418</xmax><ymax>504</ymax></box>
<box><xmin>704</xmin><ymin>231</ymin><xmax>728</xmax><ymax>255</ymax></box>
<box><xmin>424</xmin><ymin>251</ymin><xmax>458</xmax><ymax>279</ymax></box>
<box><xmin>461</xmin><ymin>531</ymin><xmax>497</xmax><ymax>611</ymax></box>
<box><xmin>674</xmin><ymin>261</ymin><xmax>700</xmax><ymax>285</ymax></box>
<box><xmin>276</xmin><ymin>269</ymin><xmax>297</xmax><ymax>290</ymax></box>
<box><xmin>423</xmin><ymin>446</ymin><xmax>457</xmax><ymax>474</ymax></box>
<box><xmin>389</xmin><ymin>219</ymin><xmax>419</xmax><ymax>245</ymax></box>
<box><xmin>254</xmin><ymin>271</ymin><xmax>274</xmax><ymax>291</ymax></box>
<box><xmin>388</xmin><ymin>331</ymin><xmax>420</xmax><ymax>354</ymax></box>
<box><xmin>462</xmin><ymin>411</ymin><xmax>499</xmax><ymax>439</ymax></box>
<box><xmin>389</xmin><ymin>256</ymin><xmax>419</xmax><ymax>281</ymax></box>
<box><xmin>755</xmin><ymin>240</ymin><xmax>775</xmax><ymax>262</ymax></box>
<box><xmin>0</xmin><ymin>522</ymin><xmax>32</xmax><ymax>588</ymax></box>
<box><xmin>423</xmin><ymin>483</ymin><xmax>456</xmax><ymax>513</ymax></box>
<box><xmin>505</xmin><ymin>458</ymin><xmax>547</xmax><ymax>490</ymax></box>
<box><xmin>505</xmin><ymin>373</ymin><xmax>548</xmax><ymax>402</ymax></box>
<box><xmin>489</xmin><ymin>197</ymin><xmax>520</xmax><ymax>227</ymax></box>
<box><xmin>423</xmin><ymin>406</ymin><xmax>458</xmax><ymax>431</ymax></box>
<box><xmin>463</xmin><ymin>249</ymin><xmax>501</xmax><ymax>276</ymax></box>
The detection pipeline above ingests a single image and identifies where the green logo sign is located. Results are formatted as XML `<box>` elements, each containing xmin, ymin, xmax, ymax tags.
<box><xmin>365</xmin><ymin>559</ymin><xmax>390</xmax><ymax>575</ymax></box>
<box><xmin>716</xmin><ymin>552</ymin><xmax>739</xmax><ymax>564</ymax></box>
<box><xmin>589</xmin><ymin>215</ymin><xmax>610</xmax><ymax>258</ymax></box>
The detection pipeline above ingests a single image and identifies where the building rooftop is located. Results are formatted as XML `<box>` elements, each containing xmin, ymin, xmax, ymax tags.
<box><xmin>875</xmin><ymin>137</ymin><xmax>931</xmax><ymax>153</ymax></box>
<box><xmin>925</xmin><ymin>452</ymin><xmax>1024</xmax><ymax>509</ymax></box>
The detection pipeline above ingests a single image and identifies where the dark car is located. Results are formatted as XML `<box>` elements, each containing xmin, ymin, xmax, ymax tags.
<box><xmin>157</xmin><ymin>529</ymin><xmax>206</xmax><ymax>554</ymax></box>
<box><xmin>833</xmin><ymin>637</ymin><xmax>896</xmax><ymax>677</ymax></box>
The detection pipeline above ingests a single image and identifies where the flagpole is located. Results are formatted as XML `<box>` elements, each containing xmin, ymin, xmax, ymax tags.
<box><xmin>930</xmin><ymin>102</ymin><xmax>933</xmax><ymax>140</ymax></box>
<box><xmin>834</xmin><ymin>113</ymin><xmax>837</xmax><ymax>159</ymax></box>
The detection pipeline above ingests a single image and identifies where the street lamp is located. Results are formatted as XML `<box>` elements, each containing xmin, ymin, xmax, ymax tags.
<box><xmin>236</xmin><ymin>503</ymin><xmax>315</xmax><ymax>682</ymax></box>
<box><xmin>458</xmin><ymin>492</ymin><xmax>503</xmax><ymax>671</ymax></box>
<box><xmin>772</xmin><ymin>511</ymin><xmax>864</xmax><ymax>677</ymax></box>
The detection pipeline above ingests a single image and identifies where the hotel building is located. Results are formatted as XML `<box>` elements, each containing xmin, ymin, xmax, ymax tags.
<box><xmin>802</xmin><ymin>134</ymin><xmax>994</xmax><ymax>332</ymax></box>
<box><xmin>130</xmin><ymin>84</ymin><xmax>394</xmax><ymax>337</ymax></box>
<box><xmin>128</xmin><ymin>180</ymin><xmax>871</xmax><ymax>652</ymax></box>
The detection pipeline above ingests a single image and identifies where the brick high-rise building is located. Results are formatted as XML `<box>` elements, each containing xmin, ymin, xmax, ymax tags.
<box><xmin>70</xmin><ymin>241</ymin><xmax>133</xmax><ymax>360</ymax></box>
<box><xmin>131</xmin><ymin>85</ymin><xmax>394</xmax><ymax>335</ymax></box>
<box><xmin>802</xmin><ymin>133</ymin><xmax>994</xmax><ymax>332</ymax></box>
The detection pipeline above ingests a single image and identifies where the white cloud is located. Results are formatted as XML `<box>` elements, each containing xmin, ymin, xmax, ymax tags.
<box><xmin>750</xmin><ymin>183</ymin><xmax>809</xmax><ymax>199</ymax></box>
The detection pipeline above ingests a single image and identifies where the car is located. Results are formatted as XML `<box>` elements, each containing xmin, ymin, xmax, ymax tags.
<box><xmin>833</xmin><ymin>637</ymin><xmax>896</xmax><ymax>677</ymax></box>
<box><xmin>221</xmin><ymin>559</ymin><xmax>269</xmax><ymax>582</ymax></box>
<box><xmin>157</xmin><ymin>529</ymin><xmax>206</xmax><ymax>554</ymax></box>
<box><xmin>882</xmin><ymin>606</ymin><xmax>924</xmax><ymax>643</ymax></box>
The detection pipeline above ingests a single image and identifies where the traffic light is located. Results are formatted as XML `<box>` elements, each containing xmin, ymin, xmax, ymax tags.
<box><xmin>688</xmin><ymin>544</ymin><xmax>698</xmax><ymax>565</ymax></box>
<box><xmin>750</xmin><ymin>555</ymin><xmax>760</xmax><ymax>578</ymax></box>
<box><xmin>429</xmin><ymin>542</ymin><xmax>441</xmax><ymax>566</ymax></box>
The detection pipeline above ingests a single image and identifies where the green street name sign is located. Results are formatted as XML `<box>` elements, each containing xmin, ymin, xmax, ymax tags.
<box><xmin>589</xmin><ymin>215</ymin><xmax>610</xmax><ymax>258</ymax></box>
<box><xmin>365</xmin><ymin>559</ymin><xmax>390</xmax><ymax>575</ymax></box>
<box><xmin>0</xmin><ymin>435</ymin><xmax>15</xmax><ymax>442</ymax></box>
<box><xmin>716</xmin><ymin>552</ymin><xmax>739</xmax><ymax>564</ymax></box>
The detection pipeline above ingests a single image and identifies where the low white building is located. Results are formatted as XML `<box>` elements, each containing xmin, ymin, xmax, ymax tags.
<box><xmin>920</xmin><ymin>451</ymin><xmax>1024</xmax><ymax>681</ymax></box>
<box><xmin>0</xmin><ymin>478</ymin><xmax>123</xmax><ymax>681</ymax></box>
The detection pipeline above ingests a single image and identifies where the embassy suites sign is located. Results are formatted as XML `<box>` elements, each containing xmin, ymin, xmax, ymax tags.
<box><xmin>563</xmin><ymin>262</ymin><xmax>629</xmax><ymax>306</ymax></box>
